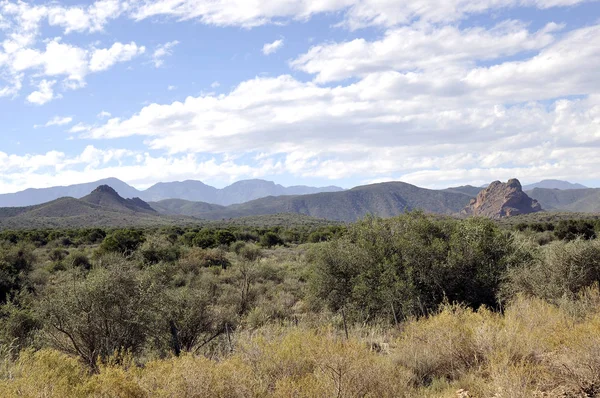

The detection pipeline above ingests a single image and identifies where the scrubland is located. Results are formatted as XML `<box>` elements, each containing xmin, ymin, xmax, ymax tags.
<box><xmin>1</xmin><ymin>212</ymin><xmax>600</xmax><ymax>397</ymax></box>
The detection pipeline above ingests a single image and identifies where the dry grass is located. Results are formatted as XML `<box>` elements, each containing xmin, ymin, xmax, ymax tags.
<box><xmin>3</xmin><ymin>295</ymin><xmax>600</xmax><ymax>397</ymax></box>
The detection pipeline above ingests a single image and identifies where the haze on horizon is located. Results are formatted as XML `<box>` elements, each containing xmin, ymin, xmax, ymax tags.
<box><xmin>1</xmin><ymin>0</ymin><xmax>599</xmax><ymax>194</ymax></box>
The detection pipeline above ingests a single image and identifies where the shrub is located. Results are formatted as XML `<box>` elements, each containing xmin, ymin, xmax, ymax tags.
<box><xmin>502</xmin><ymin>239</ymin><xmax>600</xmax><ymax>303</ymax></box>
<box><xmin>37</xmin><ymin>263</ymin><xmax>163</xmax><ymax>368</ymax></box>
<box><xmin>99</xmin><ymin>230</ymin><xmax>145</xmax><ymax>256</ymax></box>
<box><xmin>260</xmin><ymin>232</ymin><xmax>284</xmax><ymax>248</ymax></box>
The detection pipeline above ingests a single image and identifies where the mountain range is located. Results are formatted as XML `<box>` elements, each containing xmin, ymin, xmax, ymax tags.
<box><xmin>0</xmin><ymin>178</ymin><xmax>343</xmax><ymax>208</ymax></box>
<box><xmin>0</xmin><ymin>178</ymin><xmax>599</xmax><ymax>228</ymax></box>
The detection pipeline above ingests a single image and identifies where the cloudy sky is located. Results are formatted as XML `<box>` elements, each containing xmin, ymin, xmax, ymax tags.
<box><xmin>0</xmin><ymin>0</ymin><xmax>599</xmax><ymax>193</ymax></box>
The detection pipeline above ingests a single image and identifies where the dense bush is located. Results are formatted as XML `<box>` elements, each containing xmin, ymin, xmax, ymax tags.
<box><xmin>555</xmin><ymin>219</ymin><xmax>596</xmax><ymax>241</ymax></box>
<box><xmin>99</xmin><ymin>229</ymin><xmax>145</xmax><ymax>256</ymax></box>
<box><xmin>310</xmin><ymin>213</ymin><xmax>525</xmax><ymax>322</ymax></box>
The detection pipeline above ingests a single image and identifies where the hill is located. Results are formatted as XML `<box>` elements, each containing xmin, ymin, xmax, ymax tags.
<box><xmin>82</xmin><ymin>185</ymin><xmax>156</xmax><ymax>214</ymax></box>
<box><xmin>526</xmin><ymin>188</ymin><xmax>600</xmax><ymax>213</ymax></box>
<box><xmin>152</xmin><ymin>181</ymin><xmax>473</xmax><ymax>222</ymax></box>
<box><xmin>462</xmin><ymin>179</ymin><xmax>542</xmax><ymax>219</ymax></box>
<box><xmin>523</xmin><ymin>179</ymin><xmax>587</xmax><ymax>190</ymax></box>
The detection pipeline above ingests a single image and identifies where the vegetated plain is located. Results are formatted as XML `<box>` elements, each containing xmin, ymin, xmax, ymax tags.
<box><xmin>2</xmin><ymin>210</ymin><xmax>600</xmax><ymax>397</ymax></box>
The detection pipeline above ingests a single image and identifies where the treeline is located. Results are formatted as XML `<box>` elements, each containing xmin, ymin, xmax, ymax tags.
<box><xmin>2</xmin><ymin>212</ymin><xmax>600</xmax><ymax>396</ymax></box>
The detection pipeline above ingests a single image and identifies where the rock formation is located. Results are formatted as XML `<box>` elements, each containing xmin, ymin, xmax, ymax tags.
<box><xmin>462</xmin><ymin>178</ymin><xmax>542</xmax><ymax>219</ymax></box>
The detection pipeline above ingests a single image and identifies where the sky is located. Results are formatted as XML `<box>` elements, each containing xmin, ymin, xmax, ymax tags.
<box><xmin>0</xmin><ymin>0</ymin><xmax>599</xmax><ymax>193</ymax></box>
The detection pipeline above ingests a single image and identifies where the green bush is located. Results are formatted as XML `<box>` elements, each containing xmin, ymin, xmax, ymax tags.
<box><xmin>99</xmin><ymin>230</ymin><xmax>145</xmax><ymax>256</ymax></box>
<box><xmin>259</xmin><ymin>232</ymin><xmax>283</xmax><ymax>248</ymax></box>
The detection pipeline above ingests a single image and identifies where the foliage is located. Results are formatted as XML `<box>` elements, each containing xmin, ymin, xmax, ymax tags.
<box><xmin>99</xmin><ymin>229</ymin><xmax>145</xmax><ymax>256</ymax></box>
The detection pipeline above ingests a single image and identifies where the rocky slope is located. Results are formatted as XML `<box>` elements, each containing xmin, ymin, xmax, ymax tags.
<box><xmin>463</xmin><ymin>179</ymin><xmax>543</xmax><ymax>219</ymax></box>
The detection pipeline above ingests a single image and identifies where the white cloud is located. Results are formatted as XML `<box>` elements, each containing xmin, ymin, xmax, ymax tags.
<box><xmin>36</xmin><ymin>116</ymin><xmax>73</xmax><ymax>128</ymax></box>
<box><xmin>168</xmin><ymin>85</ymin><xmax>177</xmax><ymax>91</ymax></box>
<box><xmin>291</xmin><ymin>21</ymin><xmax>561</xmax><ymax>83</ymax></box>
<box><xmin>211</xmin><ymin>81</ymin><xmax>220</xmax><ymax>88</ymax></box>
<box><xmin>89</xmin><ymin>41</ymin><xmax>145</xmax><ymax>72</ymax></box>
<box><xmin>68</xmin><ymin>123</ymin><xmax>93</xmax><ymax>133</ymax></box>
<box><xmin>97</xmin><ymin>111</ymin><xmax>112</xmax><ymax>118</ymax></box>
<box><xmin>26</xmin><ymin>79</ymin><xmax>58</xmax><ymax>105</ymax></box>
<box><xmin>129</xmin><ymin>0</ymin><xmax>593</xmax><ymax>29</ymax></box>
<box><xmin>262</xmin><ymin>39</ymin><xmax>284</xmax><ymax>55</ymax></box>
<box><xmin>152</xmin><ymin>40</ymin><xmax>179</xmax><ymax>67</ymax></box>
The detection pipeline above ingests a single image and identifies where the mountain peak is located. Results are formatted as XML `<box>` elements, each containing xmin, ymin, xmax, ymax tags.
<box><xmin>83</xmin><ymin>185</ymin><xmax>156</xmax><ymax>214</ymax></box>
<box><xmin>91</xmin><ymin>185</ymin><xmax>120</xmax><ymax>195</ymax></box>
<box><xmin>463</xmin><ymin>178</ymin><xmax>542</xmax><ymax>219</ymax></box>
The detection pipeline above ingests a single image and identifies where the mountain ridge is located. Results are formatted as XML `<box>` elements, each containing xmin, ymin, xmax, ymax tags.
<box><xmin>0</xmin><ymin>178</ymin><xmax>344</xmax><ymax>208</ymax></box>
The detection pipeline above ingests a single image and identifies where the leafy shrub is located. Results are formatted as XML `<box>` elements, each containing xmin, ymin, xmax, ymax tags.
<box><xmin>99</xmin><ymin>230</ymin><xmax>145</xmax><ymax>256</ymax></box>
<box><xmin>260</xmin><ymin>232</ymin><xmax>284</xmax><ymax>248</ymax></box>
<box><xmin>193</xmin><ymin>230</ymin><xmax>217</xmax><ymax>249</ymax></box>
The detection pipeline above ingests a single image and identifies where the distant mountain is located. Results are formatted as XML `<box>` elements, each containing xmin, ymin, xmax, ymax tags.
<box><xmin>142</xmin><ymin>180</ymin><xmax>219</xmax><ymax>203</ymax></box>
<box><xmin>523</xmin><ymin>180</ymin><xmax>587</xmax><ymax>190</ymax></box>
<box><xmin>463</xmin><ymin>179</ymin><xmax>542</xmax><ymax>219</ymax></box>
<box><xmin>152</xmin><ymin>181</ymin><xmax>474</xmax><ymax>222</ymax></box>
<box><xmin>0</xmin><ymin>178</ymin><xmax>344</xmax><ymax>208</ymax></box>
<box><xmin>444</xmin><ymin>185</ymin><xmax>482</xmax><ymax>197</ymax></box>
<box><xmin>141</xmin><ymin>179</ymin><xmax>344</xmax><ymax>205</ymax></box>
<box><xmin>0</xmin><ymin>178</ymin><xmax>141</xmax><ymax>207</ymax></box>
<box><xmin>526</xmin><ymin>188</ymin><xmax>600</xmax><ymax>213</ymax></box>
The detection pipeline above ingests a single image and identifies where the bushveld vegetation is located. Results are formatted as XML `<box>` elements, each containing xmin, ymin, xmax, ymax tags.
<box><xmin>1</xmin><ymin>212</ymin><xmax>600</xmax><ymax>397</ymax></box>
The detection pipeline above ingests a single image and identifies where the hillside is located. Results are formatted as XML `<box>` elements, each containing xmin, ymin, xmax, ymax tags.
<box><xmin>153</xmin><ymin>181</ymin><xmax>473</xmax><ymax>222</ymax></box>
<box><xmin>526</xmin><ymin>188</ymin><xmax>600</xmax><ymax>212</ymax></box>
<box><xmin>149</xmin><ymin>199</ymin><xmax>225</xmax><ymax>216</ymax></box>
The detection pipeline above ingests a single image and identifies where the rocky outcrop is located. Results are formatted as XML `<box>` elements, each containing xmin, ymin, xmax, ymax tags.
<box><xmin>462</xmin><ymin>179</ymin><xmax>542</xmax><ymax>219</ymax></box>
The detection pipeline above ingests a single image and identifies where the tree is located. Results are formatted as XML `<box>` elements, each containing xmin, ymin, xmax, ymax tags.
<box><xmin>38</xmin><ymin>263</ymin><xmax>162</xmax><ymax>369</ymax></box>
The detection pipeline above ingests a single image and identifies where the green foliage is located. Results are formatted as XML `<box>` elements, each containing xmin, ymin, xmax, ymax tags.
<box><xmin>0</xmin><ymin>244</ymin><xmax>35</xmax><ymax>303</ymax></box>
<box><xmin>192</xmin><ymin>229</ymin><xmax>217</xmax><ymax>249</ymax></box>
<box><xmin>99</xmin><ymin>229</ymin><xmax>145</xmax><ymax>256</ymax></box>
<box><xmin>555</xmin><ymin>219</ymin><xmax>596</xmax><ymax>241</ymax></box>
<box><xmin>259</xmin><ymin>231</ymin><xmax>284</xmax><ymax>248</ymax></box>
<box><xmin>310</xmin><ymin>212</ymin><xmax>523</xmax><ymax>322</ymax></box>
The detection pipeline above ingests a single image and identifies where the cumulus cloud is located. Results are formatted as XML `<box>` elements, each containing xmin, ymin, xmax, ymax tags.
<box><xmin>26</xmin><ymin>80</ymin><xmax>58</xmax><ymax>105</ymax></box>
<box><xmin>0</xmin><ymin>1</ymin><xmax>143</xmax><ymax>102</ymax></box>
<box><xmin>262</xmin><ymin>39</ymin><xmax>284</xmax><ymax>55</ymax></box>
<box><xmin>89</xmin><ymin>42</ymin><xmax>145</xmax><ymax>72</ymax></box>
<box><xmin>76</xmin><ymin>21</ymin><xmax>600</xmax><ymax>187</ymax></box>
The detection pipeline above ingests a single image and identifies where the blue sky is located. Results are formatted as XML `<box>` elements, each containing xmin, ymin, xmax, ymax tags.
<box><xmin>0</xmin><ymin>0</ymin><xmax>599</xmax><ymax>193</ymax></box>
